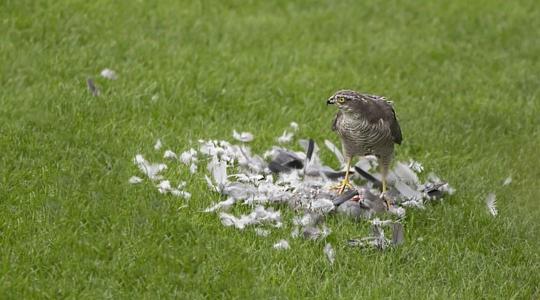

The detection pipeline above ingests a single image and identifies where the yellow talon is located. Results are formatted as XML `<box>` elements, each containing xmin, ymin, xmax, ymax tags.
<box><xmin>334</xmin><ymin>178</ymin><xmax>353</xmax><ymax>194</ymax></box>
<box><xmin>332</xmin><ymin>157</ymin><xmax>353</xmax><ymax>194</ymax></box>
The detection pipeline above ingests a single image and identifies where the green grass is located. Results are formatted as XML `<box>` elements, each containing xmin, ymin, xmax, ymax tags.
<box><xmin>1</xmin><ymin>0</ymin><xmax>539</xmax><ymax>298</ymax></box>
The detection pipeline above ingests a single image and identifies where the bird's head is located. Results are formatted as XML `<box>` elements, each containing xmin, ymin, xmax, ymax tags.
<box><xmin>326</xmin><ymin>90</ymin><xmax>360</xmax><ymax>112</ymax></box>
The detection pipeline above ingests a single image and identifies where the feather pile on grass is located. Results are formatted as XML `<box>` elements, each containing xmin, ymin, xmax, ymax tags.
<box><xmin>129</xmin><ymin>123</ymin><xmax>455</xmax><ymax>261</ymax></box>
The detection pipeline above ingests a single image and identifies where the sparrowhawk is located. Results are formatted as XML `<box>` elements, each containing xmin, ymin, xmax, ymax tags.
<box><xmin>327</xmin><ymin>89</ymin><xmax>402</xmax><ymax>206</ymax></box>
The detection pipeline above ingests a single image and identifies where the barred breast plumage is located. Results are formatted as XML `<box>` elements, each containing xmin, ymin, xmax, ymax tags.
<box><xmin>336</xmin><ymin>112</ymin><xmax>394</xmax><ymax>160</ymax></box>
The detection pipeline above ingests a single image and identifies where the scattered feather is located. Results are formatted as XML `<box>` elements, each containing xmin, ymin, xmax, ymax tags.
<box><xmin>128</xmin><ymin>176</ymin><xmax>143</xmax><ymax>184</ymax></box>
<box><xmin>273</xmin><ymin>239</ymin><xmax>290</xmax><ymax>250</ymax></box>
<box><xmin>134</xmin><ymin>154</ymin><xmax>167</xmax><ymax>180</ymax></box>
<box><xmin>154</xmin><ymin>139</ymin><xmax>163</xmax><ymax>150</ymax></box>
<box><xmin>180</xmin><ymin>148</ymin><xmax>198</xmax><ymax>165</ymax></box>
<box><xmin>232</xmin><ymin>130</ymin><xmax>254</xmax><ymax>142</ymax></box>
<box><xmin>408</xmin><ymin>159</ymin><xmax>424</xmax><ymax>173</ymax></box>
<box><xmin>392</xmin><ymin>223</ymin><xmax>405</xmax><ymax>245</ymax></box>
<box><xmin>293</xmin><ymin>213</ymin><xmax>323</xmax><ymax>227</ymax></box>
<box><xmin>204</xmin><ymin>198</ymin><xmax>236</xmax><ymax>213</ymax></box>
<box><xmin>370</xmin><ymin>218</ymin><xmax>394</xmax><ymax>227</ymax></box>
<box><xmin>324</xmin><ymin>243</ymin><xmax>335</xmax><ymax>264</ymax></box>
<box><xmin>100</xmin><ymin>68</ymin><xmax>117</xmax><ymax>80</ymax></box>
<box><xmin>503</xmin><ymin>176</ymin><xmax>512</xmax><ymax>186</ymax></box>
<box><xmin>163</xmin><ymin>150</ymin><xmax>177</xmax><ymax>159</ymax></box>
<box><xmin>290</xmin><ymin>122</ymin><xmax>299</xmax><ymax>131</ymax></box>
<box><xmin>388</xmin><ymin>206</ymin><xmax>406</xmax><ymax>218</ymax></box>
<box><xmin>277</xmin><ymin>130</ymin><xmax>294</xmax><ymax>144</ymax></box>
<box><xmin>268</xmin><ymin>150</ymin><xmax>304</xmax><ymax>173</ymax></box>
<box><xmin>157</xmin><ymin>180</ymin><xmax>172</xmax><ymax>194</ymax></box>
<box><xmin>392</xmin><ymin>162</ymin><xmax>419</xmax><ymax>185</ymax></box>
<box><xmin>309</xmin><ymin>198</ymin><xmax>335</xmax><ymax>214</ymax></box>
<box><xmin>303</xmin><ymin>225</ymin><xmax>331</xmax><ymax>240</ymax></box>
<box><xmin>86</xmin><ymin>78</ymin><xmax>100</xmax><ymax>96</ymax></box>
<box><xmin>324</xmin><ymin>139</ymin><xmax>345</xmax><ymax>168</ymax></box>
<box><xmin>291</xmin><ymin>227</ymin><xmax>300</xmax><ymax>238</ymax></box>
<box><xmin>130</xmin><ymin>123</ymin><xmax>453</xmax><ymax>251</ymax></box>
<box><xmin>207</xmin><ymin>156</ymin><xmax>228</xmax><ymax>192</ymax></box>
<box><xmin>189</xmin><ymin>163</ymin><xmax>197</xmax><ymax>174</ymax></box>
<box><xmin>394</xmin><ymin>181</ymin><xmax>423</xmax><ymax>201</ymax></box>
<box><xmin>171</xmin><ymin>189</ymin><xmax>191</xmax><ymax>199</ymax></box>
<box><xmin>219</xmin><ymin>206</ymin><xmax>282</xmax><ymax>230</ymax></box>
<box><xmin>255</xmin><ymin>228</ymin><xmax>271</xmax><ymax>237</ymax></box>
<box><xmin>486</xmin><ymin>193</ymin><xmax>498</xmax><ymax>217</ymax></box>
<box><xmin>337</xmin><ymin>200</ymin><xmax>365</xmax><ymax>219</ymax></box>
<box><xmin>348</xmin><ymin>219</ymin><xmax>404</xmax><ymax>250</ymax></box>
<box><xmin>400</xmin><ymin>200</ymin><xmax>425</xmax><ymax>209</ymax></box>
<box><xmin>204</xmin><ymin>175</ymin><xmax>216</xmax><ymax>191</ymax></box>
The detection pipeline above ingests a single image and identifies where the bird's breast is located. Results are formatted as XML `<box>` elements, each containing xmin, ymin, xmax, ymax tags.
<box><xmin>336</xmin><ymin>113</ymin><xmax>393</xmax><ymax>158</ymax></box>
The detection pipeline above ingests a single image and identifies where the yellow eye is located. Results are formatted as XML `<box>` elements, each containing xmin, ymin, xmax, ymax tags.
<box><xmin>337</xmin><ymin>97</ymin><xmax>345</xmax><ymax>103</ymax></box>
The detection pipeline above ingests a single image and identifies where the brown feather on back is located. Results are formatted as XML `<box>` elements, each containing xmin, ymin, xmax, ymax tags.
<box><xmin>350</xmin><ymin>93</ymin><xmax>402</xmax><ymax>145</ymax></box>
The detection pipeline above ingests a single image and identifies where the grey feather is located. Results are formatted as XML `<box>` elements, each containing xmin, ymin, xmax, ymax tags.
<box><xmin>324</xmin><ymin>139</ymin><xmax>346</xmax><ymax>168</ymax></box>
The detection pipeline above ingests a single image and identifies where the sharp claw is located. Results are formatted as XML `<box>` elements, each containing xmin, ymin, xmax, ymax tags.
<box><xmin>380</xmin><ymin>192</ymin><xmax>392</xmax><ymax>210</ymax></box>
<box><xmin>332</xmin><ymin>179</ymin><xmax>353</xmax><ymax>194</ymax></box>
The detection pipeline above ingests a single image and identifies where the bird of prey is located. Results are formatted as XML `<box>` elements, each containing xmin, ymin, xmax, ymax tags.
<box><xmin>327</xmin><ymin>90</ymin><xmax>402</xmax><ymax>205</ymax></box>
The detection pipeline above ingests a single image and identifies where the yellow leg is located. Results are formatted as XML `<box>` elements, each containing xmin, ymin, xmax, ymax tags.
<box><xmin>380</xmin><ymin>166</ymin><xmax>391</xmax><ymax>209</ymax></box>
<box><xmin>337</xmin><ymin>158</ymin><xmax>353</xmax><ymax>194</ymax></box>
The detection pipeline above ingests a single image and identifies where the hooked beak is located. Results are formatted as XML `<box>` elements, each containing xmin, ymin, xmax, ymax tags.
<box><xmin>326</xmin><ymin>97</ymin><xmax>335</xmax><ymax>105</ymax></box>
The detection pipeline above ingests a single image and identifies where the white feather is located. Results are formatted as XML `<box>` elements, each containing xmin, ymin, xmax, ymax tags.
<box><xmin>392</xmin><ymin>162</ymin><xmax>420</xmax><ymax>185</ymax></box>
<box><xmin>486</xmin><ymin>193</ymin><xmax>498</xmax><ymax>217</ymax></box>
<box><xmin>309</xmin><ymin>198</ymin><xmax>335</xmax><ymax>214</ymax></box>
<box><xmin>179</xmin><ymin>148</ymin><xmax>197</xmax><ymax>165</ymax></box>
<box><xmin>232</xmin><ymin>130</ymin><xmax>254</xmax><ymax>142</ymax></box>
<box><xmin>408</xmin><ymin>159</ymin><xmax>424</xmax><ymax>173</ymax></box>
<box><xmin>128</xmin><ymin>176</ymin><xmax>143</xmax><ymax>184</ymax></box>
<box><xmin>100</xmin><ymin>68</ymin><xmax>117</xmax><ymax>80</ymax></box>
<box><xmin>154</xmin><ymin>139</ymin><xmax>163</xmax><ymax>150</ymax></box>
<box><xmin>157</xmin><ymin>180</ymin><xmax>172</xmax><ymax>194</ymax></box>
<box><xmin>277</xmin><ymin>130</ymin><xmax>294</xmax><ymax>144</ymax></box>
<box><xmin>219</xmin><ymin>206</ymin><xmax>282</xmax><ymax>230</ymax></box>
<box><xmin>170</xmin><ymin>189</ymin><xmax>191</xmax><ymax>199</ymax></box>
<box><xmin>163</xmin><ymin>150</ymin><xmax>177</xmax><ymax>159</ymax></box>
<box><xmin>273</xmin><ymin>239</ymin><xmax>290</xmax><ymax>250</ymax></box>
<box><xmin>207</xmin><ymin>156</ymin><xmax>228</xmax><ymax>192</ymax></box>
<box><xmin>204</xmin><ymin>175</ymin><xmax>217</xmax><ymax>192</ymax></box>
<box><xmin>324</xmin><ymin>243</ymin><xmax>335</xmax><ymax>264</ymax></box>
<box><xmin>291</xmin><ymin>227</ymin><xmax>300</xmax><ymax>238</ymax></box>
<box><xmin>134</xmin><ymin>154</ymin><xmax>167</xmax><ymax>181</ymax></box>
<box><xmin>189</xmin><ymin>163</ymin><xmax>197</xmax><ymax>174</ymax></box>
<box><xmin>204</xmin><ymin>198</ymin><xmax>236</xmax><ymax>213</ymax></box>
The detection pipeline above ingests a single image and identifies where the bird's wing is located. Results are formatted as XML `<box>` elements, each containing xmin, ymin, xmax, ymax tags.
<box><xmin>331</xmin><ymin>110</ymin><xmax>342</xmax><ymax>132</ymax></box>
<box><xmin>360</xmin><ymin>94</ymin><xmax>403</xmax><ymax>145</ymax></box>
<box><xmin>387</xmin><ymin>102</ymin><xmax>403</xmax><ymax>145</ymax></box>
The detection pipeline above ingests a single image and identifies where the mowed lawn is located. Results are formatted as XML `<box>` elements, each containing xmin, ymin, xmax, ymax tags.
<box><xmin>1</xmin><ymin>0</ymin><xmax>539</xmax><ymax>298</ymax></box>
